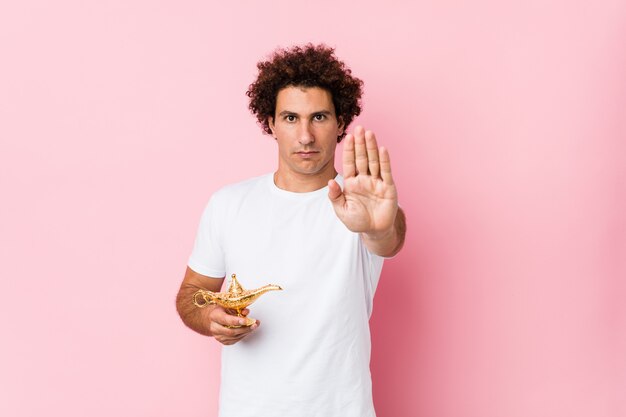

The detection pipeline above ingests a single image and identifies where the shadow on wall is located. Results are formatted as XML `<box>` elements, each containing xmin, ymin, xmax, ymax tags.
<box><xmin>370</xmin><ymin>228</ymin><xmax>426</xmax><ymax>416</ymax></box>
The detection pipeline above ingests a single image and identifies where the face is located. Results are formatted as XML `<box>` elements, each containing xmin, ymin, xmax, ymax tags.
<box><xmin>268</xmin><ymin>86</ymin><xmax>344</xmax><ymax>184</ymax></box>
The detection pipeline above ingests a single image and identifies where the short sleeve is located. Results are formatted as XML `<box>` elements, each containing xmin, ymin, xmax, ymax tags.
<box><xmin>187</xmin><ymin>195</ymin><xmax>226</xmax><ymax>278</ymax></box>
<box><xmin>367</xmin><ymin>250</ymin><xmax>385</xmax><ymax>295</ymax></box>
<box><xmin>360</xmin><ymin>241</ymin><xmax>385</xmax><ymax>317</ymax></box>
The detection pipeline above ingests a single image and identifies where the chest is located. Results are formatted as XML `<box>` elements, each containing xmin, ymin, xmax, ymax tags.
<box><xmin>220</xmin><ymin>195</ymin><xmax>359</xmax><ymax>292</ymax></box>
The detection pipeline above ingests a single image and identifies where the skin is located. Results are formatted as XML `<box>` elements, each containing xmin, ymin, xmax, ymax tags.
<box><xmin>328</xmin><ymin>126</ymin><xmax>406</xmax><ymax>257</ymax></box>
<box><xmin>176</xmin><ymin>268</ymin><xmax>257</xmax><ymax>345</ymax></box>
<box><xmin>176</xmin><ymin>85</ymin><xmax>406</xmax><ymax>345</ymax></box>
<box><xmin>269</xmin><ymin>86</ymin><xmax>344</xmax><ymax>192</ymax></box>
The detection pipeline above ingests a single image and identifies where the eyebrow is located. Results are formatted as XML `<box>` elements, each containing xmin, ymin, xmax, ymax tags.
<box><xmin>277</xmin><ymin>110</ymin><xmax>333</xmax><ymax>117</ymax></box>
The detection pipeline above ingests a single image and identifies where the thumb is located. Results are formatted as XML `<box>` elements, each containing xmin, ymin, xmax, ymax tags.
<box><xmin>328</xmin><ymin>180</ymin><xmax>346</xmax><ymax>217</ymax></box>
<box><xmin>328</xmin><ymin>179</ymin><xmax>345</xmax><ymax>207</ymax></box>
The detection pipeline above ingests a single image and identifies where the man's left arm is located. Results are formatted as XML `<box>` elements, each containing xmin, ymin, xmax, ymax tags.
<box><xmin>328</xmin><ymin>126</ymin><xmax>406</xmax><ymax>257</ymax></box>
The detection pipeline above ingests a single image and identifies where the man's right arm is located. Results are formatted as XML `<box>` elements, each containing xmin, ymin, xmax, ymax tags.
<box><xmin>176</xmin><ymin>267</ymin><xmax>259</xmax><ymax>345</ymax></box>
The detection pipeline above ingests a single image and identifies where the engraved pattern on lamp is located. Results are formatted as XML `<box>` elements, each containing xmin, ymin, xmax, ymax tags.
<box><xmin>193</xmin><ymin>274</ymin><xmax>282</xmax><ymax>328</ymax></box>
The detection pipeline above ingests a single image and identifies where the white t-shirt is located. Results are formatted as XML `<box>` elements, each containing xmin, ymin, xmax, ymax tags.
<box><xmin>188</xmin><ymin>173</ymin><xmax>384</xmax><ymax>417</ymax></box>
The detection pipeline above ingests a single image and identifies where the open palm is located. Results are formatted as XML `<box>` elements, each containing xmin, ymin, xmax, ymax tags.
<box><xmin>328</xmin><ymin>126</ymin><xmax>398</xmax><ymax>235</ymax></box>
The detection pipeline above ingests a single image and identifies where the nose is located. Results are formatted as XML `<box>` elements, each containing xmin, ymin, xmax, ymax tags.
<box><xmin>298</xmin><ymin>121</ymin><xmax>315</xmax><ymax>145</ymax></box>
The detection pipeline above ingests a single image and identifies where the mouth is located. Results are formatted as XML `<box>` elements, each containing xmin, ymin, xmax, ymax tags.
<box><xmin>294</xmin><ymin>151</ymin><xmax>320</xmax><ymax>158</ymax></box>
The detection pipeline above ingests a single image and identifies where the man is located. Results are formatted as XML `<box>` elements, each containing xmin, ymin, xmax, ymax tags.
<box><xmin>176</xmin><ymin>44</ymin><xmax>406</xmax><ymax>417</ymax></box>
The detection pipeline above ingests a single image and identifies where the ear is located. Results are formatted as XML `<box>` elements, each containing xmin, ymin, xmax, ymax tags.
<box><xmin>268</xmin><ymin>116</ymin><xmax>277</xmax><ymax>139</ymax></box>
<box><xmin>337</xmin><ymin>116</ymin><xmax>345</xmax><ymax>136</ymax></box>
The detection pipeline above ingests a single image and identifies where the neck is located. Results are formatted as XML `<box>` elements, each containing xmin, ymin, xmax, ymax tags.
<box><xmin>274</xmin><ymin>165</ymin><xmax>337</xmax><ymax>193</ymax></box>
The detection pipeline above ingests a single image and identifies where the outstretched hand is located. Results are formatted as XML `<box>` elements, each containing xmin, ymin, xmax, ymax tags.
<box><xmin>328</xmin><ymin>126</ymin><xmax>398</xmax><ymax>237</ymax></box>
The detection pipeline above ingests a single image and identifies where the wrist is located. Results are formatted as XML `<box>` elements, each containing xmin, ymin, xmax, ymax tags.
<box><xmin>362</xmin><ymin>226</ymin><xmax>396</xmax><ymax>242</ymax></box>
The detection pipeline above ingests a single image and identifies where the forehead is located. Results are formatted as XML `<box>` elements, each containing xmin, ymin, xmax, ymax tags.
<box><xmin>275</xmin><ymin>86</ymin><xmax>335</xmax><ymax>113</ymax></box>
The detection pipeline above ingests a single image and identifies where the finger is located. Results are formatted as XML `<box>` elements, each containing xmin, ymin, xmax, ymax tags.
<box><xmin>218</xmin><ymin>334</ymin><xmax>247</xmax><ymax>345</ymax></box>
<box><xmin>211</xmin><ymin>321</ymin><xmax>256</xmax><ymax>338</ymax></box>
<box><xmin>211</xmin><ymin>307</ymin><xmax>251</xmax><ymax>328</ymax></box>
<box><xmin>379</xmin><ymin>147</ymin><xmax>394</xmax><ymax>185</ymax></box>
<box><xmin>342</xmin><ymin>134</ymin><xmax>356</xmax><ymax>178</ymax></box>
<box><xmin>327</xmin><ymin>179</ymin><xmax>345</xmax><ymax>203</ymax></box>
<box><xmin>365</xmin><ymin>130</ymin><xmax>380</xmax><ymax>178</ymax></box>
<box><xmin>353</xmin><ymin>126</ymin><xmax>368</xmax><ymax>175</ymax></box>
<box><xmin>222</xmin><ymin>328</ymin><xmax>256</xmax><ymax>345</ymax></box>
<box><xmin>328</xmin><ymin>179</ymin><xmax>347</xmax><ymax>217</ymax></box>
<box><xmin>213</xmin><ymin>320</ymin><xmax>259</xmax><ymax>345</ymax></box>
<box><xmin>228</xmin><ymin>308</ymin><xmax>250</xmax><ymax>316</ymax></box>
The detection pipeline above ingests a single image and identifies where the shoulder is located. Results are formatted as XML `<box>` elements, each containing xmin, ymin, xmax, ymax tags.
<box><xmin>209</xmin><ymin>173</ymin><xmax>272</xmax><ymax>206</ymax></box>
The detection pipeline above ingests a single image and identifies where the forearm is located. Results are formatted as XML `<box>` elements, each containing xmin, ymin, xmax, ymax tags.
<box><xmin>175</xmin><ymin>282</ymin><xmax>216</xmax><ymax>337</ymax></box>
<box><xmin>361</xmin><ymin>207</ymin><xmax>406</xmax><ymax>257</ymax></box>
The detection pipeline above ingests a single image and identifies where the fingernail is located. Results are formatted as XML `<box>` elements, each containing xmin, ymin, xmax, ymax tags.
<box><xmin>239</xmin><ymin>319</ymin><xmax>246</xmax><ymax>325</ymax></box>
<box><xmin>251</xmin><ymin>323</ymin><xmax>258</xmax><ymax>330</ymax></box>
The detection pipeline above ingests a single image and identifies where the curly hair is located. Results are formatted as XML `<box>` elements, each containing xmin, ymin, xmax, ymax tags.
<box><xmin>246</xmin><ymin>44</ymin><xmax>363</xmax><ymax>142</ymax></box>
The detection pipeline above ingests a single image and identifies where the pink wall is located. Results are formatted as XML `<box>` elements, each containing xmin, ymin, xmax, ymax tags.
<box><xmin>1</xmin><ymin>1</ymin><xmax>624</xmax><ymax>416</ymax></box>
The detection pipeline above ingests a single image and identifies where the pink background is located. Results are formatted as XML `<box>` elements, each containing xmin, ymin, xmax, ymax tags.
<box><xmin>1</xmin><ymin>1</ymin><xmax>625</xmax><ymax>416</ymax></box>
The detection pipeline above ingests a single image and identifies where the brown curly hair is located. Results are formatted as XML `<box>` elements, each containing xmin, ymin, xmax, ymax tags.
<box><xmin>246</xmin><ymin>44</ymin><xmax>363</xmax><ymax>142</ymax></box>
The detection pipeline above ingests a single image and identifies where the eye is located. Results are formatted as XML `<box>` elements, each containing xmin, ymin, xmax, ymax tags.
<box><xmin>313</xmin><ymin>114</ymin><xmax>326</xmax><ymax>121</ymax></box>
<box><xmin>285</xmin><ymin>115</ymin><xmax>297</xmax><ymax>122</ymax></box>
